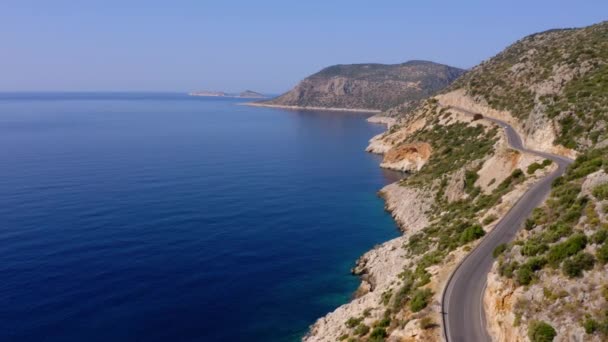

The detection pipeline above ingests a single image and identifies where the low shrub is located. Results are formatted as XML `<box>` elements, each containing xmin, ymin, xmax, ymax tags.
<box><xmin>562</xmin><ymin>252</ymin><xmax>595</xmax><ymax>278</ymax></box>
<box><xmin>483</xmin><ymin>214</ymin><xmax>498</xmax><ymax>225</ymax></box>
<box><xmin>499</xmin><ymin>261</ymin><xmax>518</xmax><ymax>278</ymax></box>
<box><xmin>459</xmin><ymin>224</ymin><xmax>485</xmax><ymax>244</ymax></box>
<box><xmin>516</xmin><ymin>265</ymin><xmax>534</xmax><ymax>285</ymax></box>
<box><xmin>546</xmin><ymin>233</ymin><xmax>587</xmax><ymax>267</ymax></box>
<box><xmin>521</xmin><ymin>239</ymin><xmax>549</xmax><ymax>256</ymax></box>
<box><xmin>593</xmin><ymin>229</ymin><xmax>608</xmax><ymax>244</ymax></box>
<box><xmin>593</xmin><ymin>183</ymin><xmax>608</xmax><ymax>200</ymax></box>
<box><xmin>419</xmin><ymin>316</ymin><xmax>437</xmax><ymax>329</ymax></box>
<box><xmin>345</xmin><ymin>317</ymin><xmax>362</xmax><ymax>328</ymax></box>
<box><xmin>528</xmin><ymin>320</ymin><xmax>557</xmax><ymax>342</ymax></box>
<box><xmin>597</xmin><ymin>242</ymin><xmax>608</xmax><ymax>264</ymax></box>
<box><xmin>493</xmin><ymin>243</ymin><xmax>508</xmax><ymax>258</ymax></box>
<box><xmin>354</xmin><ymin>323</ymin><xmax>370</xmax><ymax>336</ymax></box>
<box><xmin>369</xmin><ymin>327</ymin><xmax>387</xmax><ymax>341</ymax></box>
<box><xmin>527</xmin><ymin>162</ymin><xmax>543</xmax><ymax>174</ymax></box>
<box><xmin>410</xmin><ymin>289</ymin><xmax>433</xmax><ymax>312</ymax></box>
<box><xmin>583</xmin><ymin>317</ymin><xmax>599</xmax><ymax>334</ymax></box>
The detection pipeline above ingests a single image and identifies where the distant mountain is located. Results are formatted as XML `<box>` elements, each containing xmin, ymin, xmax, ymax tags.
<box><xmin>189</xmin><ymin>91</ymin><xmax>227</xmax><ymax>97</ymax></box>
<box><xmin>239</xmin><ymin>90</ymin><xmax>266</xmax><ymax>98</ymax></box>
<box><xmin>258</xmin><ymin>60</ymin><xmax>465</xmax><ymax>111</ymax></box>
<box><xmin>188</xmin><ymin>90</ymin><xmax>266</xmax><ymax>98</ymax></box>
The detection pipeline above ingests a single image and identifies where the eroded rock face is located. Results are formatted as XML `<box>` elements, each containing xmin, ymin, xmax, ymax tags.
<box><xmin>484</xmin><ymin>269</ymin><xmax>526</xmax><ymax>342</ymax></box>
<box><xmin>379</xmin><ymin>183</ymin><xmax>432</xmax><ymax>232</ymax></box>
<box><xmin>444</xmin><ymin>168</ymin><xmax>466</xmax><ymax>202</ymax></box>
<box><xmin>366</xmin><ymin>116</ymin><xmax>427</xmax><ymax>155</ymax></box>
<box><xmin>381</xmin><ymin>142</ymin><xmax>432</xmax><ymax>172</ymax></box>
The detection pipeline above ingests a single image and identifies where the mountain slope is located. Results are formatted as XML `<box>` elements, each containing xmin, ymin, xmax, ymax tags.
<box><xmin>260</xmin><ymin>61</ymin><xmax>465</xmax><ymax>111</ymax></box>
<box><xmin>450</xmin><ymin>21</ymin><xmax>608</xmax><ymax>150</ymax></box>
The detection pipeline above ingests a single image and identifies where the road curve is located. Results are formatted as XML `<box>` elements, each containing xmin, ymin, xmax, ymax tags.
<box><xmin>441</xmin><ymin>106</ymin><xmax>573</xmax><ymax>342</ymax></box>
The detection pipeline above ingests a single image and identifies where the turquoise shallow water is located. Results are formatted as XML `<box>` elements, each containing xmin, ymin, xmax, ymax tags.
<box><xmin>0</xmin><ymin>93</ymin><xmax>401</xmax><ymax>341</ymax></box>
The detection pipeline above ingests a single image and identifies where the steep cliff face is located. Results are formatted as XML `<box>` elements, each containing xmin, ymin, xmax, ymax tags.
<box><xmin>261</xmin><ymin>61</ymin><xmax>464</xmax><ymax>111</ymax></box>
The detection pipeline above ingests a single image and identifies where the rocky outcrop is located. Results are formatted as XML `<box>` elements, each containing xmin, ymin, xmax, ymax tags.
<box><xmin>380</xmin><ymin>142</ymin><xmax>431</xmax><ymax>172</ymax></box>
<box><xmin>366</xmin><ymin>116</ymin><xmax>426</xmax><ymax>155</ymax></box>
<box><xmin>367</xmin><ymin>115</ymin><xmax>397</xmax><ymax>128</ymax></box>
<box><xmin>581</xmin><ymin>170</ymin><xmax>608</xmax><ymax>197</ymax></box>
<box><xmin>379</xmin><ymin>184</ymin><xmax>432</xmax><ymax>232</ymax></box>
<box><xmin>484</xmin><ymin>269</ymin><xmax>525</xmax><ymax>342</ymax></box>
<box><xmin>444</xmin><ymin>168</ymin><xmax>467</xmax><ymax>202</ymax></box>
<box><xmin>259</xmin><ymin>61</ymin><xmax>464</xmax><ymax>111</ymax></box>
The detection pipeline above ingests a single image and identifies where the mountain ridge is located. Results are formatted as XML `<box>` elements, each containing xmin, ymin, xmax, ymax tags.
<box><xmin>258</xmin><ymin>60</ymin><xmax>465</xmax><ymax>111</ymax></box>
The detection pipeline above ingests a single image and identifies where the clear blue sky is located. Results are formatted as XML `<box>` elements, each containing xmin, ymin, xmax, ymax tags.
<box><xmin>1</xmin><ymin>0</ymin><xmax>606</xmax><ymax>93</ymax></box>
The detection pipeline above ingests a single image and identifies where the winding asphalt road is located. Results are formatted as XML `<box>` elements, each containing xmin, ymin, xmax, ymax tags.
<box><xmin>441</xmin><ymin>106</ymin><xmax>573</xmax><ymax>342</ymax></box>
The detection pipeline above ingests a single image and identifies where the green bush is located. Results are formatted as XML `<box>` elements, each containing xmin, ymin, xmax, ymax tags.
<box><xmin>526</xmin><ymin>256</ymin><xmax>548</xmax><ymax>271</ymax></box>
<box><xmin>515</xmin><ymin>257</ymin><xmax>546</xmax><ymax>286</ymax></box>
<box><xmin>493</xmin><ymin>243</ymin><xmax>508</xmax><ymax>258</ymax></box>
<box><xmin>483</xmin><ymin>214</ymin><xmax>498</xmax><ymax>225</ymax></box>
<box><xmin>369</xmin><ymin>327</ymin><xmax>387</xmax><ymax>341</ymax></box>
<box><xmin>516</xmin><ymin>265</ymin><xmax>534</xmax><ymax>285</ymax></box>
<box><xmin>525</xmin><ymin>218</ymin><xmax>537</xmax><ymax>230</ymax></box>
<box><xmin>354</xmin><ymin>323</ymin><xmax>370</xmax><ymax>336</ymax></box>
<box><xmin>527</xmin><ymin>162</ymin><xmax>544</xmax><ymax>174</ymax></box>
<box><xmin>540</xmin><ymin>222</ymin><xmax>573</xmax><ymax>243</ymax></box>
<box><xmin>345</xmin><ymin>317</ymin><xmax>362</xmax><ymax>328</ymax></box>
<box><xmin>592</xmin><ymin>229</ymin><xmax>608</xmax><ymax>244</ymax></box>
<box><xmin>562</xmin><ymin>252</ymin><xmax>595</xmax><ymax>278</ymax></box>
<box><xmin>521</xmin><ymin>239</ymin><xmax>549</xmax><ymax>256</ymax></box>
<box><xmin>583</xmin><ymin>317</ymin><xmax>599</xmax><ymax>334</ymax></box>
<box><xmin>409</xmin><ymin>289</ymin><xmax>433</xmax><ymax>312</ymax></box>
<box><xmin>597</xmin><ymin>242</ymin><xmax>608</xmax><ymax>264</ymax></box>
<box><xmin>459</xmin><ymin>225</ymin><xmax>485</xmax><ymax>245</ymax></box>
<box><xmin>528</xmin><ymin>321</ymin><xmax>557</xmax><ymax>342</ymax></box>
<box><xmin>593</xmin><ymin>183</ymin><xmax>608</xmax><ymax>200</ymax></box>
<box><xmin>499</xmin><ymin>261</ymin><xmax>518</xmax><ymax>278</ymax></box>
<box><xmin>374</xmin><ymin>318</ymin><xmax>390</xmax><ymax>328</ymax></box>
<box><xmin>511</xmin><ymin>168</ymin><xmax>524</xmax><ymax>179</ymax></box>
<box><xmin>546</xmin><ymin>233</ymin><xmax>587</xmax><ymax>267</ymax></box>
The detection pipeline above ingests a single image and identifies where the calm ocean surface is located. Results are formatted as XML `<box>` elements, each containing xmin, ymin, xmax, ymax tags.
<box><xmin>0</xmin><ymin>93</ymin><xmax>401</xmax><ymax>341</ymax></box>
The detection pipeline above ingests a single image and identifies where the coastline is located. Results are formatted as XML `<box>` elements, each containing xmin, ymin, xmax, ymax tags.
<box><xmin>243</xmin><ymin>102</ymin><xmax>382</xmax><ymax>113</ymax></box>
<box><xmin>302</xmin><ymin>95</ymin><xmax>558</xmax><ymax>341</ymax></box>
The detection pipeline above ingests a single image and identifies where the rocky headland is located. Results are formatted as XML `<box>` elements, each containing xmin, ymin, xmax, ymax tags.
<box><xmin>254</xmin><ymin>61</ymin><xmax>465</xmax><ymax>112</ymax></box>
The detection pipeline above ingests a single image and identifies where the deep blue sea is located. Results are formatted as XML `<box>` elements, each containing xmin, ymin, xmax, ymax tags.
<box><xmin>0</xmin><ymin>93</ymin><xmax>401</xmax><ymax>341</ymax></box>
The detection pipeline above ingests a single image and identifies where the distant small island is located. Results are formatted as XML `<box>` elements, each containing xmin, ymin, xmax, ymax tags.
<box><xmin>188</xmin><ymin>90</ymin><xmax>267</xmax><ymax>99</ymax></box>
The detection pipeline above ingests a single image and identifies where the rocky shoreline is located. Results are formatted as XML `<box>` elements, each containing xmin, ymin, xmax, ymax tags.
<box><xmin>302</xmin><ymin>91</ymin><xmax>561</xmax><ymax>341</ymax></box>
